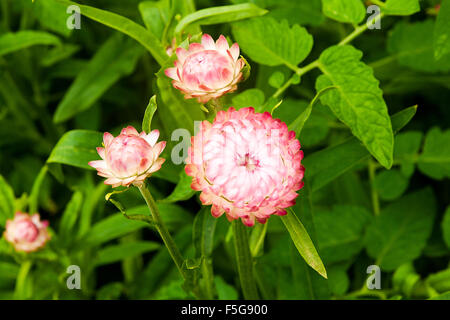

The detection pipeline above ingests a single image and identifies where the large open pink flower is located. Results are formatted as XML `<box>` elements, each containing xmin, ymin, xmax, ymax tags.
<box><xmin>89</xmin><ymin>126</ymin><xmax>166</xmax><ymax>188</ymax></box>
<box><xmin>4</xmin><ymin>212</ymin><xmax>50</xmax><ymax>253</ymax></box>
<box><xmin>165</xmin><ymin>34</ymin><xmax>245</xmax><ymax>103</ymax></box>
<box><xmin>185</xmin><ymin>107</ymin><xmax>305</xmax><ymax>226</ymax></box>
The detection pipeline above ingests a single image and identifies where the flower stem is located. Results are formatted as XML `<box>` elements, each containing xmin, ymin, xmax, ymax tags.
<box><xmin>14</xmin><ymin>260</ymin><xmax>32</xmax><ymax>300</ymax></box>
<box><xmin>368</xmin><ymin>159</ymin><xmax>380</xmax><ymax>216</ymax></box>
<box><xmin>338</xmin><ymin>12</ymin><xmax>385</xmax><ymax>46</ymax></box>
<box><xmin>138</xmin><ymin>185</ymin><xmax>186</xmax><ymax>277</ymax></box>
<box><xmin>232</xmin><ymin>220</ymin><xmax>260</xmax><ymax>300</ymax></box>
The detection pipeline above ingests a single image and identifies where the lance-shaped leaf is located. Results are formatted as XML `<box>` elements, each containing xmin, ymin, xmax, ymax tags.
<box><xmin>0</xmin><ymin>175</ymin><xmax>15</xmax><ymax>227</ymax></box>
<box><xmin>281</xmin><ymin>208</ymin><xmax>327</xmax><ymax>279</ymax></box>
<box><xmin>175</xmin><ymin>3</ymin><xmax>267</xmax><ymax>34</ymax></box>
<box><xmin>0</xmin><ymin>31</ymin><xmax>61</xmax><ymax>57</ymax></box>
<box><xmin>142</xmin><ymin>95</ymin><xmax>158</xmax><ymax>134</ymax></box>
<box><xmin>316</xmin><ymin>45</ymin><xmax>394</xmax><ymax>169</ymax></box>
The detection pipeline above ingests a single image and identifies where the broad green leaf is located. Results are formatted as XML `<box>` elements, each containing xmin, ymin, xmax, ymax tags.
<box><xmin>304</xmin><ymin>106</ymin><xmax>416</xmax><ymax>191</ymax></box>
<box><xmin>33</xmin><ymin>0</ymin><xmax>73</xmax><ymax>37</ymax></box>
<box><xmin>434</xmin><ymin>0</ymin><xmax>450</xmax><ymax>60</ymax></box>
<box><xmin>97</xmin><ymin>282</ymin><xmax>124</xmax><ymax>300</ymax></box>
<box><xmin>138</xmin><ymin>0</ymin><xmax>170</xmax><ymax>39</ymax></box>
<box><xmin>426</xmin><ymin>269</ymin><xmax>450</xmax><ymax>293</ymax></box>
<box><xmin>232</xmin><ymin>17</ymin><xmax>313</xmax><ymax>70</ymax></box>
<box><xmin>394</xmin><ymin>131</ymin><xmax>423</xmax><ymax>177</ymax></box>
<box><xmin>0</xmin><ymin>262</ymin><xmax>19</xmax><ymax>280</ymax></box>
<box><xmin>314</xmin><ymin>205</ymin><xmax>372</xmax><ymax>264</ymax></box>
<box><xmin>231</xmin><ymin>88</ymin><xmax>265</xmax><ymax>111</ymax></box>
<box><xmin>388</xmin><ymin>20</ymin><xmax>450</xmax><ymax>73</ymax></box>
<box><xmin>321</xmin><ymin>0</ymin><xmax>365</xmax><ymax>24</ymax></box>
<box><xmin>418</xmin><ymin>127</ymin><xmax>450</xmax><ymax>180</ymax></box>
<box><xmin>55</xmin><ymin>0</ymin><xmax>168</xmax><ymax>65</ymax></box>
<box><xmin>160</xmin><ymin>170</ymin><xmax>195</xmax><ymax>203</ymax></box>
<box><xmin>268</xmin><ymin>71</ymin><xmax>285</xmax><ymax>89</ymax></box>
<box><xmin>327</xmin><ymin>264</ymin><xmax>350</xmax><ymax>296</ymax></box>
<box><xmin>47</xmin><ymin>130</ymin><xmax>103</xmax><ymax>170</ymax></box>
<box><xmin>0</xmin><ymin>31</ymin><xmax>61</xmax><ymax>57</ymax></box>
<box><xmin>442</xmin><ymin>207</ymin><xmax>450</xmax><ymax>249</ymax></box>
<box><xmin>95</xmin><ymin>241</ymin><xmax>161</xmax><ymax>266</ymax></box>
<box><xmin>214</xmin><ymin>276</ymin><xmax>238</xmax><ymax>300</ymax></box>
<box><xmin>54</xmin><ymin>34</ymin><xmax>144</xmax><ymax>123</ymax></box>
<box><xmin>365</xmin><ymin>188</ymin><xmax>436</xmax><ymax>271</ymax></box>
<box><xmin>175</xmin><ymin>4</ymin><xmax>267</xmax><ymax>35</ymax></box>
<box><xmin>429</xmin><ymin>292</ymin><xmax>450</xmax><ymax>300</ymax></box>
<box><xmin>392</xmin><ymin>263</ymin><xmax>420</xmax><ymax>297</ymax></box>
<box><xmin>384</xmin><ymin>0</ymin><xmax>420</xmax><ymax>16</ymax></box>
<box><xmin>281</xmin><ymin>208</ymin><xmax>327</xmax><ymax>278</ymax></box>
<box><xmin>142</xmin><ymin>95</ymin><xmax>158</xmax><ymax>134</ymax></box>
<box><xmin>263</xmin><ymin>0</ymin><xmax>324</xmax><ymax>27</ymax></box>
<box><xmin>316</xmin><ymin>45</ymin><xmax>394</xmax><ymax>169</ymax></box>
<box><xmin>374</xmin><ymin>169</ymin><xmax>409</xmax><ymax>201</ymax></box>
<box><xmin>0</xmin><ymin>175</ymin><xmax>15</xmax><ymax>227</ymax></box>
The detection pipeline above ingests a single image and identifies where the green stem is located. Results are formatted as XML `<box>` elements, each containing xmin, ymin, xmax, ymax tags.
<box><xmin>138</xmin><ymin>185</ymin><xmax>186</xmax><ymax>277</ymax></box>
<box><xmin>232</xmin><ymin>220</ymin><xmax>260</xmax><ymax>300</ymax></box>
<box><xmin>338</xmin><ymin>13</ymin><xmax>385</xmax><ymax>46</ymax></box>
<box><xmin>368</xmin><ymin>159</ymin><xmax>380</xmax><ymax>216</ymax></box>
<box><xmin>14</xmin><ymin>260</ymin><xmax>32</xmax><ymax>300</ymax></box>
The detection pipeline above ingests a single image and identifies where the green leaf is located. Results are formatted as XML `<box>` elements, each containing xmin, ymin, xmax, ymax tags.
<box><xmin>316</xmin><ymin>45</ymin><xmax>394</xmax><ymax>169</ymax></box>
<box><xmin>442</xmin><ymin>206</ymin><xmax>450</xmax><ymax>249</ymax></box>
<box><xmin>142</xmin><ymin>95</ymin><xmax>158</xmax><ymax>134</ymax></box>
<box><xmin>365</xmin><ymin>188</ymin><xmax>436</xmax><ymax>271</ymax></box>
<box><xmin>77</xmin><ymin>213</ymin><xmax>147</xmax><ymax>249</ymax></box>
<box><xmin>232</xmin><ymin>17</ymin><xmax>313</xmax><ymax>71</ymax></box>
<box><xmin>388</xmin><ymin>20</ymin><xmax>450</xmax><ymax>73</ymax></box>
<box><xmin>394</xmin><ymin>131</ymin><xmax>423</xmax><ymax>177</ymax></box>
<box><xmin>434</xmin><ymin>0</ymin><xmax>450</xmax><ymax>61</ymax></box>
<box><xmin>97</xmin><ymin>282</ymin><xmax>124</xmax><ymax>300</ymax></box>
<box><xmin>138</xmin><ymin>0</ymin><xmax>170</xmax><ymax>39</ymax></box>
<box><xmin>260</xmin><ymin>0</ymin><xmax>324</xmax><ymax>27</ymax></box>
<box><xmin>268</xmin><ymin>71</ymin><xmax>285</xmax><ymax>89</ymax></box>
<box><xmin>281</xmin><ymin>208</ymin><xmax>327</xmax><ymax>278</ymax></box>
<box><xmin>55</xmin><ymin>0</ymin><xmax>168</xmax><ymax>65</ymax></box>
<box><xmin>321</xmin><ymin>0</ymin><xmax>365</xmax><ymax>24</ymax></box>
<box><xmin>33</xmin><ymin>0</ymin><xmax>73</xmax><ymax>37</ymax></box>
<box><xmin>231</xmin><ymin>88</ymin><xmax>265</xmax><ymax>111</ymax></box>
<box><xmin>314</xmin><ymin>205</ymin><xmax>372</xmax><ymax>264</ymax></box>
<box><xmin>384</xmin><ymin>0</ymin><xmax>420</xmax><ymax>16</ymax></box>
<box><xmin>374</xmin><ymin>169</ymin><xmax>409</xmax><ymax>201</ymax></box>
<box><xmin>327</xmin><ymin>264</ymin><xmax>350</xmax><ymax>296</ymax></box>
<box><xmin>0</xmin><ymin>262</ymin><xmax>19</xmax><ymax>280</ymax></box>
<box><xmin>304</xmin><ymin>106</ymin><xmax>416</xmax><ymax>191</ymax></box>
<box><xmin>160</xmin><ymin>170</ymin><xmax>195</xmax><ymax>203</ymax></box>
<box><xmin>214</xmin><ymin>276</ymin><xmax>238</xmax><ymax>300</ymax></box>
<box><xmin>392</xmin><ymin>263</ymin><xmax>420</xmax><ymax>298</ymax></box>
<box><xmin>47</xmin><ymin>130</ymin><xmax>103</xmax><ymax>170</ymax></box>
<box><xmin>54</xmin><ymin>34</ymin><xmax>144</xmax><ymax>123</ymax></box>
<box><xmin>193</xmin><ymin>208</ymin><xmax>217</xmax><ymax>258</ymax></box>
<box><xmin>28</xmin><ymin>166</ymin><xmax>48</xmax><ymax>214</ymax></box>
<box><xmin>418</xmin><ymin>127</ymin><xmax>450</xmax><ymax>180</ymax></box>
<box><xmin>0</xmin><ymin>31</ymin><xmax>61</xmax><ymax>57</ymax></box>
<box><xmin>59</xmin><ymin>191</ymin><xmax>83</xmax><ymax>244</ymax></box>
<box><xmin>175</xmin><ymin>4</ymin><xmax>267</xmax><ymax>35</ymax></box>
<box><xmin>0</xmin><ymin>175</ymin><xmax>15</xmax><ymax>227</ymax></box>
<box><xmin>95</xmin><ymin>241</ymin><xmax>161</xmax><ymax>266</ymax></box>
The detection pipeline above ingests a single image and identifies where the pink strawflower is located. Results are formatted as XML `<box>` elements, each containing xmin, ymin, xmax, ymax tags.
<box><xmin>89</xmin><ymin>126</ymin><xmax>166</xmax><ymax>188</ymax></box>
<box><xmin>4</xmin><ymin>212</ymin><xmax>50</xmax><ymax>253</ymax></box>
<box><xmin>165</xmin><ymin>34</ymin><xmax>245</xmax><ymax>103</ymax></box>
<box><xmin>185</xmin><ymin>107</ymin><xmax>305</xmax><ymax>226</ymax></box>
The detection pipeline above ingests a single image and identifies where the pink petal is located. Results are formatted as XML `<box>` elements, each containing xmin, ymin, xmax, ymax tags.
<box><xmin>175</xmin><ymin>47</ymin><xmax>189</xmax><ymax>64</ymax></box>
<box><xmin>201</xmin><ymin>34</ymin><xmax>216</xmax><ymax>50</ymax></box>
<box><xmin>165</xmin><ymin>67</ymin><xmax>179</xmax><ymax>81</ymax></box>
<box><xmin>120</xmin><ymin>126</ymin><xmax>138</xmax><ymax>136</ymax></box>
<box><xmin>103</xmin><ymin>132</ymin><xmax>114</xmax><ymax>147</ymax></box>
<box><xmin>229</xmin><ymin>43</ymin><xmax>240</xmax><ymax>61</ymax></box>
<box><xmin>215</xmin><ymin>35</ymin><xmax>229</xmax><ymax>52</ymax></box>
<box><xmin>144</xmin><ymin>129</ymin><xmax>160</xmax><ymax>147</ymax></box>
<box><xmin>96</xmin><ymin>147</ymin><xmax>106</xmax><ymax>159</ymax></box>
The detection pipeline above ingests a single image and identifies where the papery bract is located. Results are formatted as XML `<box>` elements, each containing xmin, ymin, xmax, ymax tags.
<box><xmin>89</xmin><ymin>126</ymin><xmax>166</xmax><ymax>188</ymax></box>
<box><xmin>165</xmin><ymin>34</ymin><xmax>245</xmax><ymax>103</ymax></box>
<box><xmin>185</xmin><ymin>107</ymin><xmax>305</xmax><ymax>226</ymax></box>
<box><xmin>4</xmin><ymin>212</ymin><xmax>50</xmax><ymax>253</ymax></box>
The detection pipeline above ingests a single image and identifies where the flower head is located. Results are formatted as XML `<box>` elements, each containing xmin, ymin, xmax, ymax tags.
<box><xmin>89</xmin><ymin>126</ymin><xmax>166</xmax><ymax>188</ymax></box>
<box><xmin>165</xmin><ymin>34</ymin><xmax>245</xmax><ymax>103</ymax></box>
<box><xmin>4</xmin><ymin>212</ymin><xmax>50</xmax><ymax>253</ymax></box>
<box><xmin>185</xmin><ymin>107</ymin><xmax>305</xmax><ymax>226</ymax></box>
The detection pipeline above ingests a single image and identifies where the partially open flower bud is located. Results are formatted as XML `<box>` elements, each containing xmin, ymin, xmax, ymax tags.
<box><xmin>4</xmin><ymin>212</ymin><xmax>50</xmax><ymax>253</ymax></box>
<box><xmin>185</xmin><ymin>107</ymin><xmax>305</xmax><ymax>226</ymax></box>
<box><xmin>165</xmin><ymin>34</ymin><xmax>245</xmax><ymax>103</ymax></box>
<box><xmin>89</xmin><ymin>126</ymin><xmax>166</xmax><ymax>188</ymax></box>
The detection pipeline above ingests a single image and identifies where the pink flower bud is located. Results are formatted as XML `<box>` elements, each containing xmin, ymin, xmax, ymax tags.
<box><xmin>89</xmin><ymin>126</ymin><xmax>166</xmax><ymax>188</ymax></box>
<box><xmin>4</xmin><ymin>212</ymin><xmax>50</xmax><ymax>253</ymax></box>
<box><xmin>165</xmin><ymin>34</ymin><xmax>245</xmax><ymax>103</ymax></box>
<box><xmin>185</xmin><ymin>107</ymin><xmax>305</xmax><ymax>227</ymax></box>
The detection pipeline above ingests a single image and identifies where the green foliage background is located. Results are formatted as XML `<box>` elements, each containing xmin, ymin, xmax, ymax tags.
<box><xmin>0</xmin><ymin>0</ymin><xmax>449</xmax><ymax>300</ymax></box>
